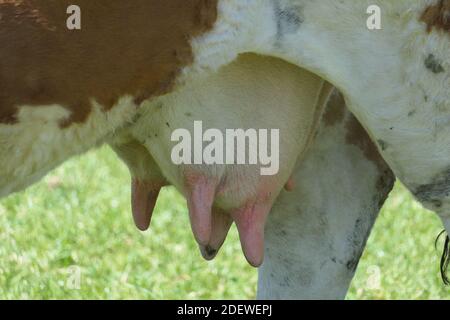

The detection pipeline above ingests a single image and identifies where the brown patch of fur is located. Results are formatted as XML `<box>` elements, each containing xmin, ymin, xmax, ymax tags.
<box><xmin>0</xmin><ymin>0</ymin><xmax>218</xmax><ymax>127</ymax></box>
<box><xmin>345</xmin><ymin>114</ymin><xmax>389</xmax><ymax>172</ymax></box>
<box><xmin>322</xmin><ymin>89</ymin><xmax>346</xmax><ymax>127</ymax></box>
<box><xmin>421</xmin><ymin>0</ymin><xmax>450</xmax><ymax>33</ymax></box>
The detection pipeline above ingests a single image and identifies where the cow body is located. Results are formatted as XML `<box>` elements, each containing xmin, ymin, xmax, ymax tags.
<box><xmin>113</xmin><ymin>0</ymin><xmax>450</xmax><ymax>285</ymax></box>
<box><xmin>189</xmin><ymin>0</ymin><xmax>450</xmax><ymax>219</ymax></box>
<box><xmin>112</xmin><ymin>60</ymin><xmax>395</xmax><ymax>298</ymax></box>
<box><xmin>112</xmin><ymin>53</ymin><xmax>330</xmax><ymax>266</ymax></box>
<box><xmin>2</xmin><ymin>1</ymin><xmax>448</xmax><ymax>209</ymax></box>
<box><xmin>192</xmin><ymin>0</ymin><xmax>450</xmax><ymax>244</ymax></box>
<box><xmin>1</xmin><ymin>0</ymin><xmax>449</xmax><ymax>295</ymax></box>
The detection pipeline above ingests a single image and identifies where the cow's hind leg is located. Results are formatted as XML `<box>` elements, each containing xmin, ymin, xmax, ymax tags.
<box><xmin>258</xmin><ymin>90</ymin><xmax>395</xmax><ymax>299</ymax></box>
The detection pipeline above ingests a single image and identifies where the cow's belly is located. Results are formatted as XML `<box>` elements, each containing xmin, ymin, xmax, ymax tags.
<box><xmin>0</xmin><ymin>97</ymin><xmax>137</xmax><ymax>197</ymax></box>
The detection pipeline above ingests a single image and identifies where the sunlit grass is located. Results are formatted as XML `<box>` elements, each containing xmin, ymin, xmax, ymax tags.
<box><xmin>0</xmin><ymin>147</ymin><xmax>448</xmax><ymax>299</ymax></box>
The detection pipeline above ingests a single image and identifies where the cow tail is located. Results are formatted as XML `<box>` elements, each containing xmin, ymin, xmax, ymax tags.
<box><xmin>436</xmin><ymin>230</ymin><xmax>450</xmax><ymax>285</ymax></box>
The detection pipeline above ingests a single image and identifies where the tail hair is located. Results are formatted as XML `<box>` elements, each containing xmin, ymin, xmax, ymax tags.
<box><xmin>435</xmin><ymin>230</ymin><xmax>450</xmax><ymax>285</ymax></box>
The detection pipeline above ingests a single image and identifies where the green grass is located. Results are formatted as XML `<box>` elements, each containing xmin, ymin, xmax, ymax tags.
<box><xmin>0</xmin><ymin>147</ymin><xmax>448</xmax><ymax>299</ymax></box>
